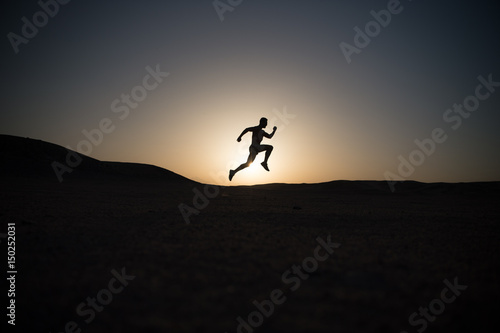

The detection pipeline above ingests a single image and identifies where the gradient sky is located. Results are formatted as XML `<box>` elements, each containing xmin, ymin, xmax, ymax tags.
<box><xmin>1</xmin><ymin>0</ymin><xmax>500</xmax><ymax>185</ymax></box>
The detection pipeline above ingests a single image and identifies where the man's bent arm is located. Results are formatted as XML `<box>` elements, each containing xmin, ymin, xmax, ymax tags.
<box><xmin>264</xmin><ymin>126</ymin><xmax>277</xmax><ymax>139</ymax></box>
<box><xmin>237</xmin><ymin>127</ymin><xmax>250</xmax><ymax>141</ymax></box>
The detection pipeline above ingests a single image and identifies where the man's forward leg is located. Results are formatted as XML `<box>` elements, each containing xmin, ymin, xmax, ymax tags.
<box><xmin>263</xmin><ymin>145</ymin><xmax>273</xmax><ymax>163</ymax></box>
<box><xmin>261</xmin><ymin>145</ymin><xmax>273</xmax><ymax>171</ymax></box>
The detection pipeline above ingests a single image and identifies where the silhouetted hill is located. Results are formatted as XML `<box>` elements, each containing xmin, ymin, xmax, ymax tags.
<box><xmin>1</xmin><ymin>134</ymin><xmax>498</xmax><ymax>194</ymax></box>
<box><xmin>2</xmin><ymin>137</ymin><xmax>499</xmax><ymax>333</ymax></box>
<box><xmin>0</xmin><ymin>134</ymin><xmax>193</xmax><ymax>182</ymax></box>
<box><xmin>249</xmin><ymin>179</ymin><xmax>500</xmax><ymax>196</ymax></box>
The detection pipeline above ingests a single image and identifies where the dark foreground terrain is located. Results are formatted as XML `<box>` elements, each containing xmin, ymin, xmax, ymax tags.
<box><xmin>1</xmin><ymin>136</ymin><xmax>499</xmax><ymax>333</ymax></box>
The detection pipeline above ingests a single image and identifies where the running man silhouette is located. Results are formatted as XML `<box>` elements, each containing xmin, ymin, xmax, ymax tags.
<box><xmin>229</xmin><ymin>117</ymin><xmax>277</xmax><ymax>181</ymax></box>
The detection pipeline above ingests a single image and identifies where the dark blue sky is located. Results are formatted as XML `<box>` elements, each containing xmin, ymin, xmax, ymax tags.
<box><xmin>1</xmin><ymin>0</ymin><xmax>500</xmax><ymax>184</ymax></box>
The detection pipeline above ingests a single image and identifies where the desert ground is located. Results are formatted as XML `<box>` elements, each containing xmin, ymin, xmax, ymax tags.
<box><xmin>1</xmin><ymin>135</ymin><xmax>499</xmax><ymax>332</ymax></box>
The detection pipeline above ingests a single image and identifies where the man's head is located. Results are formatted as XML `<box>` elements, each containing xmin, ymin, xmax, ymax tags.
<box><xmin>259</xmin><ymin>117</ymin><xmax>268</xmax><ymax>128</ymax></box>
